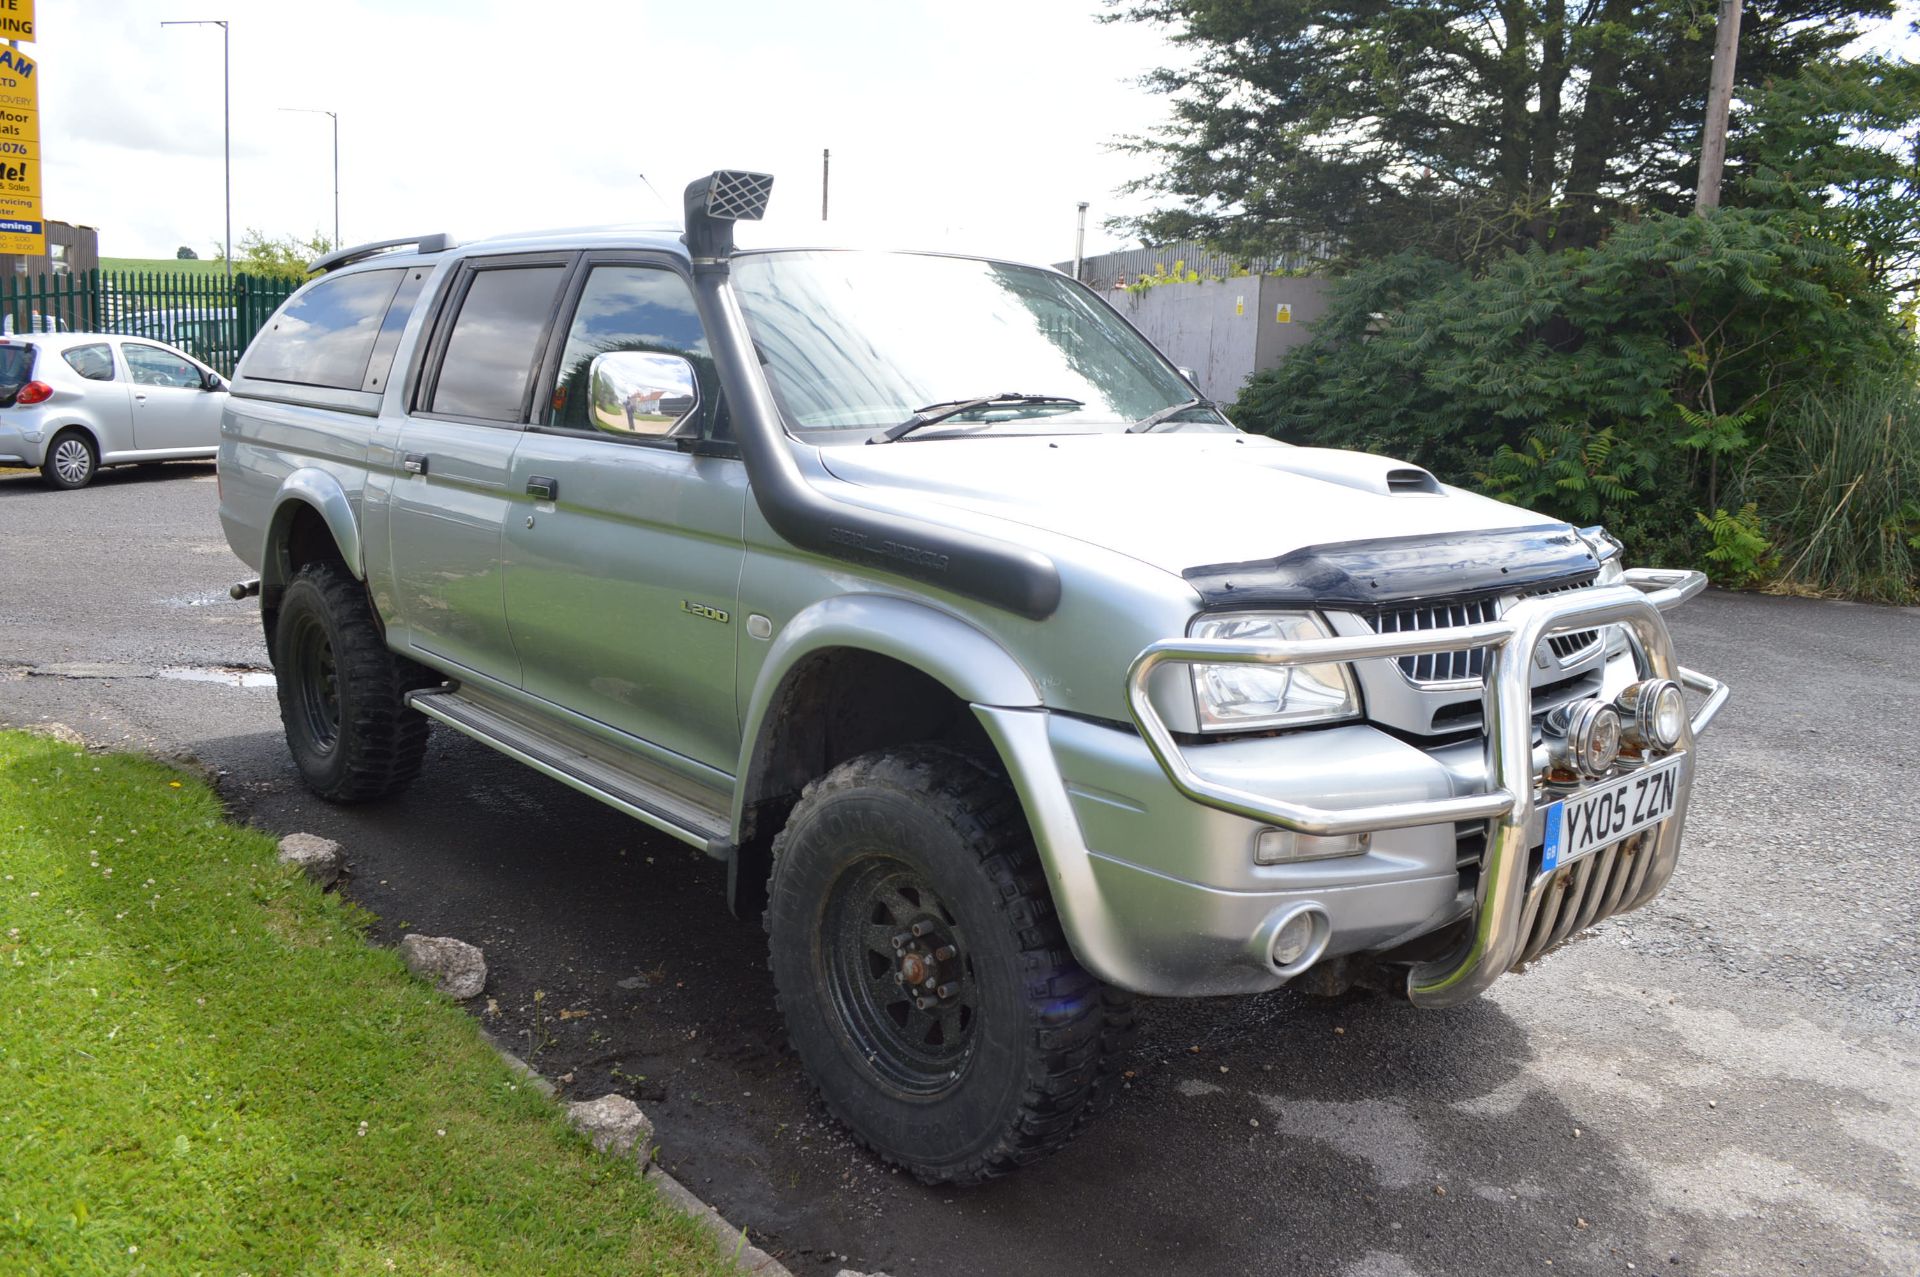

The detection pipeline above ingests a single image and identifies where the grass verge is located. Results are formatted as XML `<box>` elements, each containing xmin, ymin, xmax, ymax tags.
<box><xmin>0</xmin><ymin>730</ymin><xmax>735</xmax><ymax>1275</ymax></box>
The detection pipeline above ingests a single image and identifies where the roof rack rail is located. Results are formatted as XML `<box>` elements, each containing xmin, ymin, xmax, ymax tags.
<box><xmin>309</xmin><ymin>233</ymin><xmax>457</xmax><ymax>275</ymax></box>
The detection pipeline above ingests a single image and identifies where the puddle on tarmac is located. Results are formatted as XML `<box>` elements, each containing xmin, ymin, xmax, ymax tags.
<box><xmin>158</xmin><ymin>666</ymin><xmax>277</xmax><ymax>688</ymax></box>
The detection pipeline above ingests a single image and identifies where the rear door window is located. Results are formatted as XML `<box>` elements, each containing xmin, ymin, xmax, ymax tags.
<box><xmin>0</xmin><ymin>342</ymin><xmax>36</xmax><ymax>389</ymax></box>
<box><xmin>62</xmin><ymin>342</ymin><xmax>115</xmax><ymax>381</ymax></box>
<box><xmin>242</xmin><ymin>268</ymin><xmax>406</xmax><ymax>389</ymax></box>
<box><xmin>426</xmin><ymin>264</ymin><xmax>567</xmax><ymax>422</ymax></box>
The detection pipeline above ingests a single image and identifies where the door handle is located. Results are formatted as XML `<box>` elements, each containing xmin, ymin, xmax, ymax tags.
<box><xmin>403</xmin><ymin>453</ymin><xmax>429</xmax><ymax>475</ymax></box>
<box><xmin>526</xmin><ymin>475</ymin><xmax>558</xmax><ymax>501</ymax></box>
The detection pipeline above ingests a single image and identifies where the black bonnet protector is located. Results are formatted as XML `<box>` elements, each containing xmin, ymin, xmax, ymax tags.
<box><xmin>1184</xmin><ymin>525</ymin><xmax>1600</xmax><ymax>612</ymax></box>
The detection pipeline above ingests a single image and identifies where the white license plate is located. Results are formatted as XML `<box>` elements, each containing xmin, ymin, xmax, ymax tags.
<box><xmin>1542</xmin><ymin>756</ymin><xmax>1684</xmax><ymax>872</ymax></box>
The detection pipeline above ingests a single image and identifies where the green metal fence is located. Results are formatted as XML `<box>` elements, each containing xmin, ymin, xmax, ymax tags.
<box><xmin>0</xmin><ymin>269</ymin><xmax>300</xmax><ymax>377</ymax></box>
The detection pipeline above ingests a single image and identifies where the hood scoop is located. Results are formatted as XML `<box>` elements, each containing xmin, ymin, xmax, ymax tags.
<box><xmin>1248</xmin><ymin>447</ymin><xmax>1443</xmax><ymax>496</ymax></box>
<box><xmin>1386</xmin><ymin>468</ymin><xmax>1443</xmax><ymax>495</ymax></box>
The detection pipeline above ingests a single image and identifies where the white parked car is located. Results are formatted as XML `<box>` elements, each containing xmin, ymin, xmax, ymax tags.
<box><xmin>0</xmin><ymin>332</ymin><xmax>228</xmax><ymax>489</ymax></box>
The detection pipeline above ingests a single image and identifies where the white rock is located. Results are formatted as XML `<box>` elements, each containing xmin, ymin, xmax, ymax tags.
<box><xmin>397</xmin><ymin>934</ymin><xmax>487</xmax><ymax>999</ymax></box>
<box><xmin>837</xmin><ymin>1270</ymin><xmax>896</xmax><ymax>1277</ymax></box>
<box><xmin>275</xmin><ymin>833</ymin><xmax>342</xmax><ymax>889</ymax></box>
<box><xmin>566</xmin><ymin>1094</ymin><xmax>654</xmax><ymax>1160</ymax></box>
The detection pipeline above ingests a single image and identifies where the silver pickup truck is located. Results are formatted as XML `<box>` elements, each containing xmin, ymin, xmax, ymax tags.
<box><xmin>217</xmin><ymin>170</ymin><xmax>1727</xmax><ymax>1185</ymax></box>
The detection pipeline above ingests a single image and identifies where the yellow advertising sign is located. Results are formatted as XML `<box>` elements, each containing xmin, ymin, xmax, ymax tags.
<box><xmin>0</xmin><ymin>0</ymin><xmax>31</xmax><ymax>43</ymax></box>
<box><xmin>0</xmin><ymin>43</ymin><xmax>40</xmax><ymax>254</ymax></box>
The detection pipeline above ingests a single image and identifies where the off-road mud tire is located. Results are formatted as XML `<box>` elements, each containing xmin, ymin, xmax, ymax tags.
<box><xmin>274</xmin><ymin>561</ymin><xmax>434</xmax><ymax>803</ymax></box>
<box><xmin>765</xmin><ymin>744</ymin><xmax>1131</xmax><ymax>1185</ymax></box>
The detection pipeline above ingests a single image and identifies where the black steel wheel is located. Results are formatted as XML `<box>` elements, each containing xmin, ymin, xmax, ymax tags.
<box><xmin>273</xmin><ymin>561</ymin><xmax>435</xmax><ymax>803</ymax></box>
<box><xmin>766</xmin><ymin>744</ymin><xmax>1132</xmax><ymax>1185</ymax></box>
<box><xmin>283</xmin><ymin>607</ymin><xmax>342</xmax><ymax>757</ymax></box>
<box><xmin>822</xmin><ymin>857</ymin><xmax>980</xmax><ymax>1096</ymax></box>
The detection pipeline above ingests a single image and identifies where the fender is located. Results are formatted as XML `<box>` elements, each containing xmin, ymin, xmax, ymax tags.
<box><xmin>263</xmin><ymin>467</ymin><xmax>364</xmax><ymax>584</ymax></box>
<box><xmin>730</xmin><ymin>593</ymin><xmax>1042</xmax><ymax>832</ymax></box>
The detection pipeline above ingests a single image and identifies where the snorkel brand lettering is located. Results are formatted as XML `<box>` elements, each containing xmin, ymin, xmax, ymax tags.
<box><xmin>827</xmin><ymin>527</ymin><xmax>951</xmax><ymax>572</ymax></box>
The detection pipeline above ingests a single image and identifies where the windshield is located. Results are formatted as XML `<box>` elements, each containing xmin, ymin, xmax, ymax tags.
<box><xmin>728</xmin><ymin>250</ymin><xmax>1219</xmax><ymax>439</ymax></box>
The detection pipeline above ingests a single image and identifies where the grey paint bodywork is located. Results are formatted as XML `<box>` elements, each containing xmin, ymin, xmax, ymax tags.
<box><xmin>217</xmin><ymin>224</ymin><xmax>1722</xmax><ymax>1001</ymax></box>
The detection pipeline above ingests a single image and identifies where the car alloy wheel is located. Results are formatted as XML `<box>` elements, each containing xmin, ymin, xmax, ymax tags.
<box><xmin>52</xmin><ymin>437</ymin><xmax>93</xmax><ymax>486</ymax></box>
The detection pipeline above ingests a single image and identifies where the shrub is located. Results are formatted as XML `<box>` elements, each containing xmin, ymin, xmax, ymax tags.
<box><xmin>1231</xmin><ymin>208</ymin><xmax>1915</xmax><ymax>574</ymax></box>
<box><xmin>1735</xmin><ymin>377</ymin><xmax>1920</xmax><ymax>603</ymax></box>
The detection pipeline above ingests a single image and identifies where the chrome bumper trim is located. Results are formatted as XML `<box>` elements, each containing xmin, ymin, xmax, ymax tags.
<box><xmin>1126</xmin><ymin>566</ymin><xmax>1725</xmax><ymax>1009</ymax></box>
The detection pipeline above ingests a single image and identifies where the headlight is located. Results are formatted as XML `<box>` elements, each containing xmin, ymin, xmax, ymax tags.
<box><xmin>1580</xmin><ymin>526</ymin><xmax>1629</xmax><ymax>655</ymax></box>
<box><xmin>1187</xmin><ymin>612</ymin><xmax>1361</xmax><ymax>732</ymax></box>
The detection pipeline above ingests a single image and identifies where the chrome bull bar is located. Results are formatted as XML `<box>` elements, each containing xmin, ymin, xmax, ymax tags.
<box><xmin>1126</xmin><ymin>567</ymin><xmax>1728</xmax><ymax>1009</ymax></box>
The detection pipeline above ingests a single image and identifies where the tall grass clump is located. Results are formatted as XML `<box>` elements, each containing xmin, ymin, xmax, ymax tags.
<box><xmin>1740</xmin><ymin>377</ymin><xmax>1920</xmax><ymax>604</ymax></box>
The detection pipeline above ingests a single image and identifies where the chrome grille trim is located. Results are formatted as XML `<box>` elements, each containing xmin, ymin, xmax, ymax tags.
<box><xmin>1366</xmin><ymin>573</ymin><xmax>1604</xmax><ymax>686</ymax></box>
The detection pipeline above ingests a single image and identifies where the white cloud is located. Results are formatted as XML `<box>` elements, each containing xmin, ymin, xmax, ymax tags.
<box><xmin>37</xmin><ymin>0</ymin><xmax>1191</xmax><ymax>264</ymax></box>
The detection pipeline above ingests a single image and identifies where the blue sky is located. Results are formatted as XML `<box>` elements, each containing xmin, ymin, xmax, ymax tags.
<box><xmin>36</xmin><ymin>0</ymin><xmax>1920</xmax><ymax>266</ymax></box>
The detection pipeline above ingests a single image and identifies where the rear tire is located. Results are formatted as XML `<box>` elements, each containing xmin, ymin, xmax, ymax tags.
<box><xmin>273</xmin><ymin>561</ymin><xmax>434</xmax><ymax>802</ymax></box>
<box><xmin>765</xmin><ymin>744</ymin><xmax>1130</xmax><ymax>1185</ymax></box>
<box><xmin>40</xmin><ymin>430</ymin><xmax>96</xmax><ymax>490</ymax></box>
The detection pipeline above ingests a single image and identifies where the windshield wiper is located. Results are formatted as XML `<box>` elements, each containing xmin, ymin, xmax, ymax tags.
<box><xmin>1126</xmin><ymin>397</ymin><xmax>1214</xmax><ymax>433</ymax></box>
<box><xmin>869</xmin><ymin>393</ymin><xmax>1086</xmax><ymax>444</ymax></box>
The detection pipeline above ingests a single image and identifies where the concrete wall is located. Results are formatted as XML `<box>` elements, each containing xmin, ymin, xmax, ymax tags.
<box><xmin>1108</xmin><ymin>274</ymin><xmax>1332</xmax><ymax>403</ymax></box>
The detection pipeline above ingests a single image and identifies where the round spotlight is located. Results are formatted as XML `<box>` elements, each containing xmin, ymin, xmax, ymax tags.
<box><xmin>1546</xmin><ymin>698</ymin><xmax>1624</xmax><ymax>778</ymax></box>
<box><xmin>1271</xmin><ymin>912</ymin><xmax>1316</xmax><ymax>967</ymax></box>
<box><xmin>1260</xmin><ymin>905</ymin><xmax>1331</xmax><ymax>975</ymax></box>
<box><xmin>1617</xmin><ymin>679</ymin><xmax>1686</xmax><ymax>752</ymax></box>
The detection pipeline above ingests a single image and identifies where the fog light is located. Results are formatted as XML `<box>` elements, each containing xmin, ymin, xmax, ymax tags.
<box><xmin>1254</xmin><ymin>828</ymin><xmax>1371</xmax><ymax>865</ymax></box>
<box><xmin>1616</xmin><ymin>679</ymin><xmax>1686</xmax><ymax>752</ymax></box>
<box><xmin>1269</xmin><ymin>910</ymin><xmax>1320</xmax><ymax>968</ymax></box>
<box><xmin>1545</xmin><ymin>698</ymin><xmax>1622</xmax><ymax>778</ymax></box>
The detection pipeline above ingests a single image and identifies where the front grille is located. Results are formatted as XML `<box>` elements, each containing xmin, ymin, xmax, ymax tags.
<box><xmin>1371</xmin><ymin>596</ymin><xmax>1501</xmax><ymax>683</ymax></box>
<box><xmin>1366</xmin><ymin>573</ymin><xmax>1603</xmax><ymax>686</ymax></box>
<box><xmin>1524</xmin><ymin>577</ymin><xmax>1603</xmax><ymax>663</ymax></box>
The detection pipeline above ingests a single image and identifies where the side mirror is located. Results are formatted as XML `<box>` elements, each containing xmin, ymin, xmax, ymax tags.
<box><xmin>588</xmin><ymin>351</ymin><xmax>701</xmax><ymax>438</ymax></box>
<box><xmin>202</xmin><ymin>371</ymin><xmax>224</xmax><ymax>392</ymax></box>
<box><xmin>1177</xmin><ymin>366</ymin><xmax>1200</xmax><ymax>385</ymax></box>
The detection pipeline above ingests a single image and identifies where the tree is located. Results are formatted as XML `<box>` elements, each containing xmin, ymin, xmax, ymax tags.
<box><xmin>1107</xmin><ymin>0</ymin><xmax>1899</xmax><ymax>265</ymax></box>
<box><xmin>234</xmin><ymin>229</ymin><xmax>335</xmax><ymax>282</ymax></box>
<box><xmin>1731</xmin><ymin>57</ymin><xmax>1920</xmax><ymax>301</ymax></box>
<box><xmin>175</xmin><ymin>245</ymin><xmax>198</xmax><ymax>260</ymax></box>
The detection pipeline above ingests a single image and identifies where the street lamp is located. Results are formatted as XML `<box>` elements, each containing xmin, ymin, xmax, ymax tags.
<box><xmin>280</xmin><ymin>107</ymin><xmax>339</xmax><ymax>248</ymax></box>
<box><xmin>161</xmin><ymin>19</ymin><xmax>231</xmax><ymax>282</ymax></box>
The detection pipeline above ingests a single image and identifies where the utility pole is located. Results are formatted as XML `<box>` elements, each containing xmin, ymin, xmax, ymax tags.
<box><xmin>822</xmin><ymin>148</ymin><xmax>830</xmax><ymax>221</ymax></box>
<box><xmin>1694</xmin><ymin>0</ymin><xmax>1743</xmax><ymax>212</ymax></box>
<box><xmin>1073</xmin><ymin>202</ymin><xmax>1089</xmax><ymax>282</ymax></box>
<box><xmin>162</xmin><ymin>19</ymin><xmax>231</xmax><ymax>280</ymax></box>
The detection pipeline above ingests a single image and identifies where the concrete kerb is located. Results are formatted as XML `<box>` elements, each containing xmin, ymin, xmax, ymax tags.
<box><xmin>480</xmin><ymin>1030</ymin><xmax>794</xmax><ymax>1276</ymax></box>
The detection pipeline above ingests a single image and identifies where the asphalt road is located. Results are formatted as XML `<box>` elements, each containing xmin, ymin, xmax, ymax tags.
<box><xmin>3</xmin><ymin>462</ymin><xmax>1917</xmax><ymax>1277</ymax></box>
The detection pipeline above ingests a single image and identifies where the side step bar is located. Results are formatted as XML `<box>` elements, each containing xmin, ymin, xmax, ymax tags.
<box><xmin>407</xmin><ymin>687</ymin><xmax>730</xmax><ymax>855</ymax></box>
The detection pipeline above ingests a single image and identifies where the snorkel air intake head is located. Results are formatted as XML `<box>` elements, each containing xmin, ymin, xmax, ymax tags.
<box><xmin>682</xmin><ymin>170</ymin><xmax>774</xmax><ymax>262</ymax></box>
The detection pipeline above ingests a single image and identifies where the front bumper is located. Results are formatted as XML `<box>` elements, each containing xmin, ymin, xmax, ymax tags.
<box><xmin>977</xmin><ymin>568</ymin><xmax>1727</xmax><ymax>1002</ymax></box>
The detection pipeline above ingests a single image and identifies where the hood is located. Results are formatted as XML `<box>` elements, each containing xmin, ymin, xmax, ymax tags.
<box><xmin>816</xmin><ymin>433</ymin><xmax>1565</xmax><ymax>579</ymax></box>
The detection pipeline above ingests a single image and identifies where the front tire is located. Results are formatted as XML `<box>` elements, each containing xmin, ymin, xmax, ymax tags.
<box><xmin>41</xmin><ymin>430</ymin><xmax>96</xmax><ymax>489</ymax></box>
<box><xmin>765</xmin><ymin>745</ymin><xmax>1129</xmax><ymax>1184</ymax></box>
<box><xmin>273</xmin><ymin>561</ymin><xmax>433</xmax><ymax>802</ymax></box>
